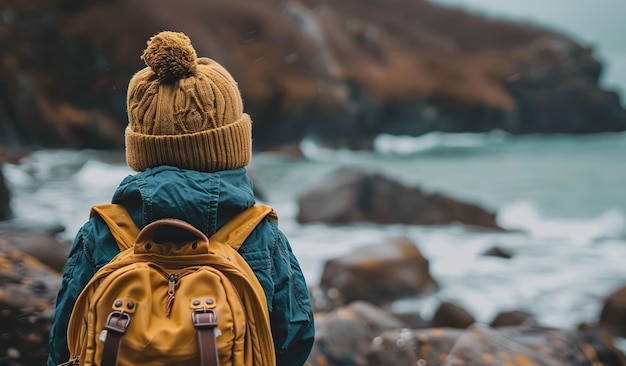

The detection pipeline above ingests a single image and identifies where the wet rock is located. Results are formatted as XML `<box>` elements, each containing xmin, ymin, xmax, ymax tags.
<box><xmin>0</xmin><ymin>239</ymin><xmax>61</xmax><ymax>366</ymax></box>
<box><xmin>308</xmin><ymin>285</ymin><xmax>343</xmax><ymax>314</ymax></box>
<box><xmin>444</xmin><ymin>324</ymin><xmax>620</xmax><ymax>366</ymax></box>
<box><xmin>319</xmin><ymin>237</ymin><xmax>438</xmax><ymax>306</ymax></box>
<box><xmin>0</xmin><ymin>227</ymin><xmax>70</xmax><ymax>273</ymax></box>
<box><xmin>366</xmin><ymin>324</ymin><xmax>625</xmax><ymax>366</ymax></box>
<box><xmin>431</xmin><ymin>301</ymin><xmax>475</xmax><ymax>329</ymax></box>
<box><xmin>490</xmin><ymin>310</ymin><xmax>536</xmax><ymax>328</ymax></box>
<box><xmin>297</xmin><ymin>169</ymin><xmax>503</xmax><ymax>230</ymax></box>
<box><xmin>389</xmin><ymin>311</ymin><xmax>430</xmax><ymax>330</ymax></box>
<box><xmin>366</xmin><ymin>328</ymin><xmax>465</xmax><ymax>366</ymax></box>
<box><xmin>577</xmin><ymin>323</ymin><xmax>626</xmax><ymax>366</ymax></box>
<box><xmin>246</xmin><ymin>167</ymin><xmax>268</xmax><ymax>202</ymax></box>
<box><xmin>0</xmin><ymin>150</ymin><xmax>33</xmax><ymax>223</ymax></box>
<box><xmin>482</xmin><ymin>246</ymin><xmax>513</xmax><ymax>259</ymax></box>
<box><xmin>0</xmin><ymin>165</ymin><xmax>11</xmax><ymax>221</ymax></box>
<box><xmin>599</xmin><ymin>285</ymin><xmax>626</xmax><ymax>338</ymax></box>
<box><xmin>307</xmin><ymin>301</ymin><xmax>406</xmax><ymax>366</ymax></box>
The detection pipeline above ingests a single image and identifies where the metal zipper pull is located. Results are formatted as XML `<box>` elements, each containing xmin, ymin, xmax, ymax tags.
<box><xmin>165</xmin><ymin>273</ymin><xmax>177</xmax><ymax>317</ymax></box>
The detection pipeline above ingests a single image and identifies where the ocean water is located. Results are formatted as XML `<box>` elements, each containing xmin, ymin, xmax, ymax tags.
<box><xmin>4</xmin><ymin>132</ymin><xmax>626</xmax><ymax>331</ymax></box>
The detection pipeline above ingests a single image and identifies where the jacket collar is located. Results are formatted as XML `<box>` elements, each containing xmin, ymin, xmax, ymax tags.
<box><xmin>111</xmin><ymin>165</ymin><xmax>255</xmax><ymax>234</ymax></box>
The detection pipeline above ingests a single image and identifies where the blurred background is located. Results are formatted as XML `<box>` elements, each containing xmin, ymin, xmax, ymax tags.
<box><xmin>2</xmin><ymin>0</ymin><xmax>626</xmax><ymax>364</ymax></box>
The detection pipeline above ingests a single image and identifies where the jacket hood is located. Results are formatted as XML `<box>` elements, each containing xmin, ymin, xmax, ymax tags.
<box><xmin>111</xmin><ymin>165</ymin><xmax>256</xmax><ymax>235</ymax></box>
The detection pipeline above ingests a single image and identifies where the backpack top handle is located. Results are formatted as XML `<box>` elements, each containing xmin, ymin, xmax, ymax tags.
<box><xmin>133</xmin><ymin>218</ymin><xmax>210</xmax><ymax>256</ymax></box>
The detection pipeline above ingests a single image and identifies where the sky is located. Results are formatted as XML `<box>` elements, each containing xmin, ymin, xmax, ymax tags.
<box><xmin>429</xmin><ymin>0</ymin><xmax>626</xmax><ymax>103</ymax></box>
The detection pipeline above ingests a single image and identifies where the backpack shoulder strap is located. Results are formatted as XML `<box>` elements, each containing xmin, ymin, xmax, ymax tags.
<box><xmin>210</xmin><ymin>204</ymin><xmax>277</xmax><ymax>250</ymax></box>
<box><xmin>89</xmin><ymin>204</ymin><xmax>140</xmax><ymax>251</ymax></box>
<box><xmin>89</xmin><ymin>203</ymin><xmax>275</xmax><ymax>252</ymax></box>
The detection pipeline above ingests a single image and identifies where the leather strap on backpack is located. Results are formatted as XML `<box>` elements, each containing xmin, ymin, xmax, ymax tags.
<box><xmin>210</xmin><ymin>204</ymin><xmax>277</xmax><ymax>250</ymax></box>
<box><xmin>192</xmin><ymin>309</ymin><xmax>220</xmax><ymax>366</ymax></box>
<box><xmin>90</xmin><ymin>204</ymin><xmax>139</xmax><ymax>251</ymax></box>
<box><xmin>101</xmin><ymin>311</ymin><xmax>131</xmax><ymax>366</ymax></box>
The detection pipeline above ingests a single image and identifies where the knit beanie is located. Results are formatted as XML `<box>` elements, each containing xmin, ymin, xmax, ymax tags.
<box><xmin>125</xmin><ymin>31</ymin><xmax>252</xmax><ymax>172</ymax></box>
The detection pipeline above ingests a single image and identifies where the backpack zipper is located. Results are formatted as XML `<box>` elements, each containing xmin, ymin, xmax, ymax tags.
<box><xmin>156</xmin><ymin>268</ymin><xmax>194</xmax><ymax>317</ymax></box>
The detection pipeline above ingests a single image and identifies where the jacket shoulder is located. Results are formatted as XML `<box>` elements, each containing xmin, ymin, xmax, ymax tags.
<box><xmin>76</xmin><ymin>216</ymin><xmax>123</xmax><ymax>271</ymax></box>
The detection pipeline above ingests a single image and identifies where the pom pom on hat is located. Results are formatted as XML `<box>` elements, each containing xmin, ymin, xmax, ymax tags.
<box><xmin>141</xmin><ymin>31</ymin><xmax>198</xmax><ymax>83</ymax></box>
<box><xmin>125</xmin><ymin>30</ymin><xmax>252</xmax><ymax>173</ymax></box>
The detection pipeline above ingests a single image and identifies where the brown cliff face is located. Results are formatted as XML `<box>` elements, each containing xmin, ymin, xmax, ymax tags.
<box><xmin>1</xmin><ymin>0</ymin><xmax>624</xmax><ymax>151</ymax></box>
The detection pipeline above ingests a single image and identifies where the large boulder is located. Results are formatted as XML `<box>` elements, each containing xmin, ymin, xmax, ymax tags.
<box><xmin>1</xmin><ymin>0</ymin><xmax>624</xmax><ymax>151</ymax></box>
<box><xmin>297</xmin><ymin>169</ymin><xmax>503</xmax><ymax>230</ymax></box>
<box><xmin>319</xmin><ymin>237</ymin><xmax>438</xmax><ymax>306</ymax></box>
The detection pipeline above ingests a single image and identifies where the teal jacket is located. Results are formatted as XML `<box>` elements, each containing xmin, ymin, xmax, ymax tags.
<box><xmin>48</xmin><ymin>166</ymin><xmax>315</xmax><ymax>366</ymax></box>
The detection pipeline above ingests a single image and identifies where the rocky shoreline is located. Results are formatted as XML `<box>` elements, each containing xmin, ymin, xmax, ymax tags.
<box><xmin>2</xmin><ymin>165</ymin><xmax>626</xmax><ymax>365</ymax></box>
<box><xmin>2</xmin><ymin>220</ymin><xmax>626</xmax><ymax>365</ymax></box>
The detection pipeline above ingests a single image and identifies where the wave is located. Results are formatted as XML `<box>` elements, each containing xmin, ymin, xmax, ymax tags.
<box><xmin>373</xmin><ymin>130</ymin><xmax>508</xmax><ymax>156</ymax></box>
<box><xmin>299</xmin><ymin>131</ymin><xmax>509</xmax><ymax>162</ymax></box>
<box><xmin>301</xmin><ymin>130</ymin><xmax>626</xmax><ymax>161</ymax></box>
<box><xmin>497</xmin><ymin>200</ymin><xmax>626</xmax><ymax>244</ymax></box>
<box><xmin>3</xmin><ymin>149</ymin><xmax>88</xmax><ymax>191</ymax></box>
<box><xmin>75</xmin><ymin>159</ymin><xmax>133</xmax><ymax>189</ymax></box>
<box><xmin>299</xmin><ymin>137</ymin><xmax>377</xmax><ymax>163</ymax></box>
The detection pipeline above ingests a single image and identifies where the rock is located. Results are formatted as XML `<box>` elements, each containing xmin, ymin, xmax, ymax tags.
<box><xmin>319</xmin><ymin>237</ymin><xmax>438</xmax><ymax>306</ymax></box>
<box><xmin>0</xmin><ymin>228</ymin><xmax>69</xmax><ymax>273</ymax></box>
<box><xmin>389</xmin><ymin>311</ymin><xmax>430</xmax><ymax>330</ymax></box>
<box><xmin>308</xmin><ymin>285</ymin><xmax>342</xmax><ymax>314</ymax></box>
<box><xmin>0</xmin><ymin>150</ymin><xmax>32</xmax><ymax>224</ymax></box>
<box><xmin>366</xmin><ymin>328</ymin><xmax>465</xmax><ymax>366</ymax></box>
<box><xmin>307</xmin><ymin>301</ymin><xmax>406</xmax><ymax>366</ymax></box>
<box><xmin>444</xmin><ymin>324</ymin><xmax>621</xmax><ymax>366</ymax></box>
<box><xmin>506</xmin><ymin>37</ymin><xmax>626</xmax><ymax>134</ymax></box>
<box><xmin>431</xmin><ymin>301</ymin><xmax>475</xmax><ymax>329</ymax></box>
<box><xmin>490</xmin><ymin>310</ymin><xmax>536</xmax><ymax>328</ymax></box>
<box><xmin>245</xmin><ymin>167</ymin><xmax>268</xmax><ymax>202</ymax></box>
<box><xmin>0</xmin><ymin>165</ymin><xmax>11</xmax><ymax>221</ymax></box>
<box><xmin>297</xmin><ymin>169</ymin><xmax>503</xmax><ymax>230</ymax></box>
<box><xmin>599</xmin><ymin>285</ymin><xmax>626</xmax><ymax>338</ymax></box>
<box><xmin>577</xmin><ymin>323</ymin><xmax>626</xmax><ymax>366</ymax></box>
<box><xmin>366</xmin><ymin>324</ymin><xmax>625</xmax><ymax>366</ymax></box>
<box><xmin>0</xmin><ymin>239</ymin><xmax>61</xmax><ymax>366</ymax></box>
<box><xmin>482</xmin><ymin>246</ymin><xmax>513</xmax><ymax>259</ymax></box>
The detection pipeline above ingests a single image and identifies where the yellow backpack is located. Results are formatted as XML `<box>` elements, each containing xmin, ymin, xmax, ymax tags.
<box><xmin>63</xmin><ymin>204</ymin><xmax>277</xmax><ymax>366</ymax></box>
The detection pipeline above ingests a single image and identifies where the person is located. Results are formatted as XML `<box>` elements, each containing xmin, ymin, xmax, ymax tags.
<box><xmin>48</xmin><ymin>30</ymin><xmax>315</xmax><ymax>366</ymax></box>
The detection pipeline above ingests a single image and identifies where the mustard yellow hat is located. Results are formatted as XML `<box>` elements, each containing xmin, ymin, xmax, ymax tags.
<box><xmin>125</xmin><ymin>31</ymin><xmax>251</xmax><ymax>172</ymax></box>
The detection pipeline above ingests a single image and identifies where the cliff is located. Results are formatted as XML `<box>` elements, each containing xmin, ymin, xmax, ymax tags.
<box><xmin>1</xmin><ymin>0</ymin><xmax>624</xmax><ymax>152</ymax></box>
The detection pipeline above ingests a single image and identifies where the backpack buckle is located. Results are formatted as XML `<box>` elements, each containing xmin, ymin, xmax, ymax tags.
<box><xmin>192</xmin><ymin>308</ymin><xmax>218</xmax><ymax>328</ymax></box>
<box><xmin>104</xmin><ymin>311</ymin><xmax>131</xmax><ymax>334</ymax></box>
